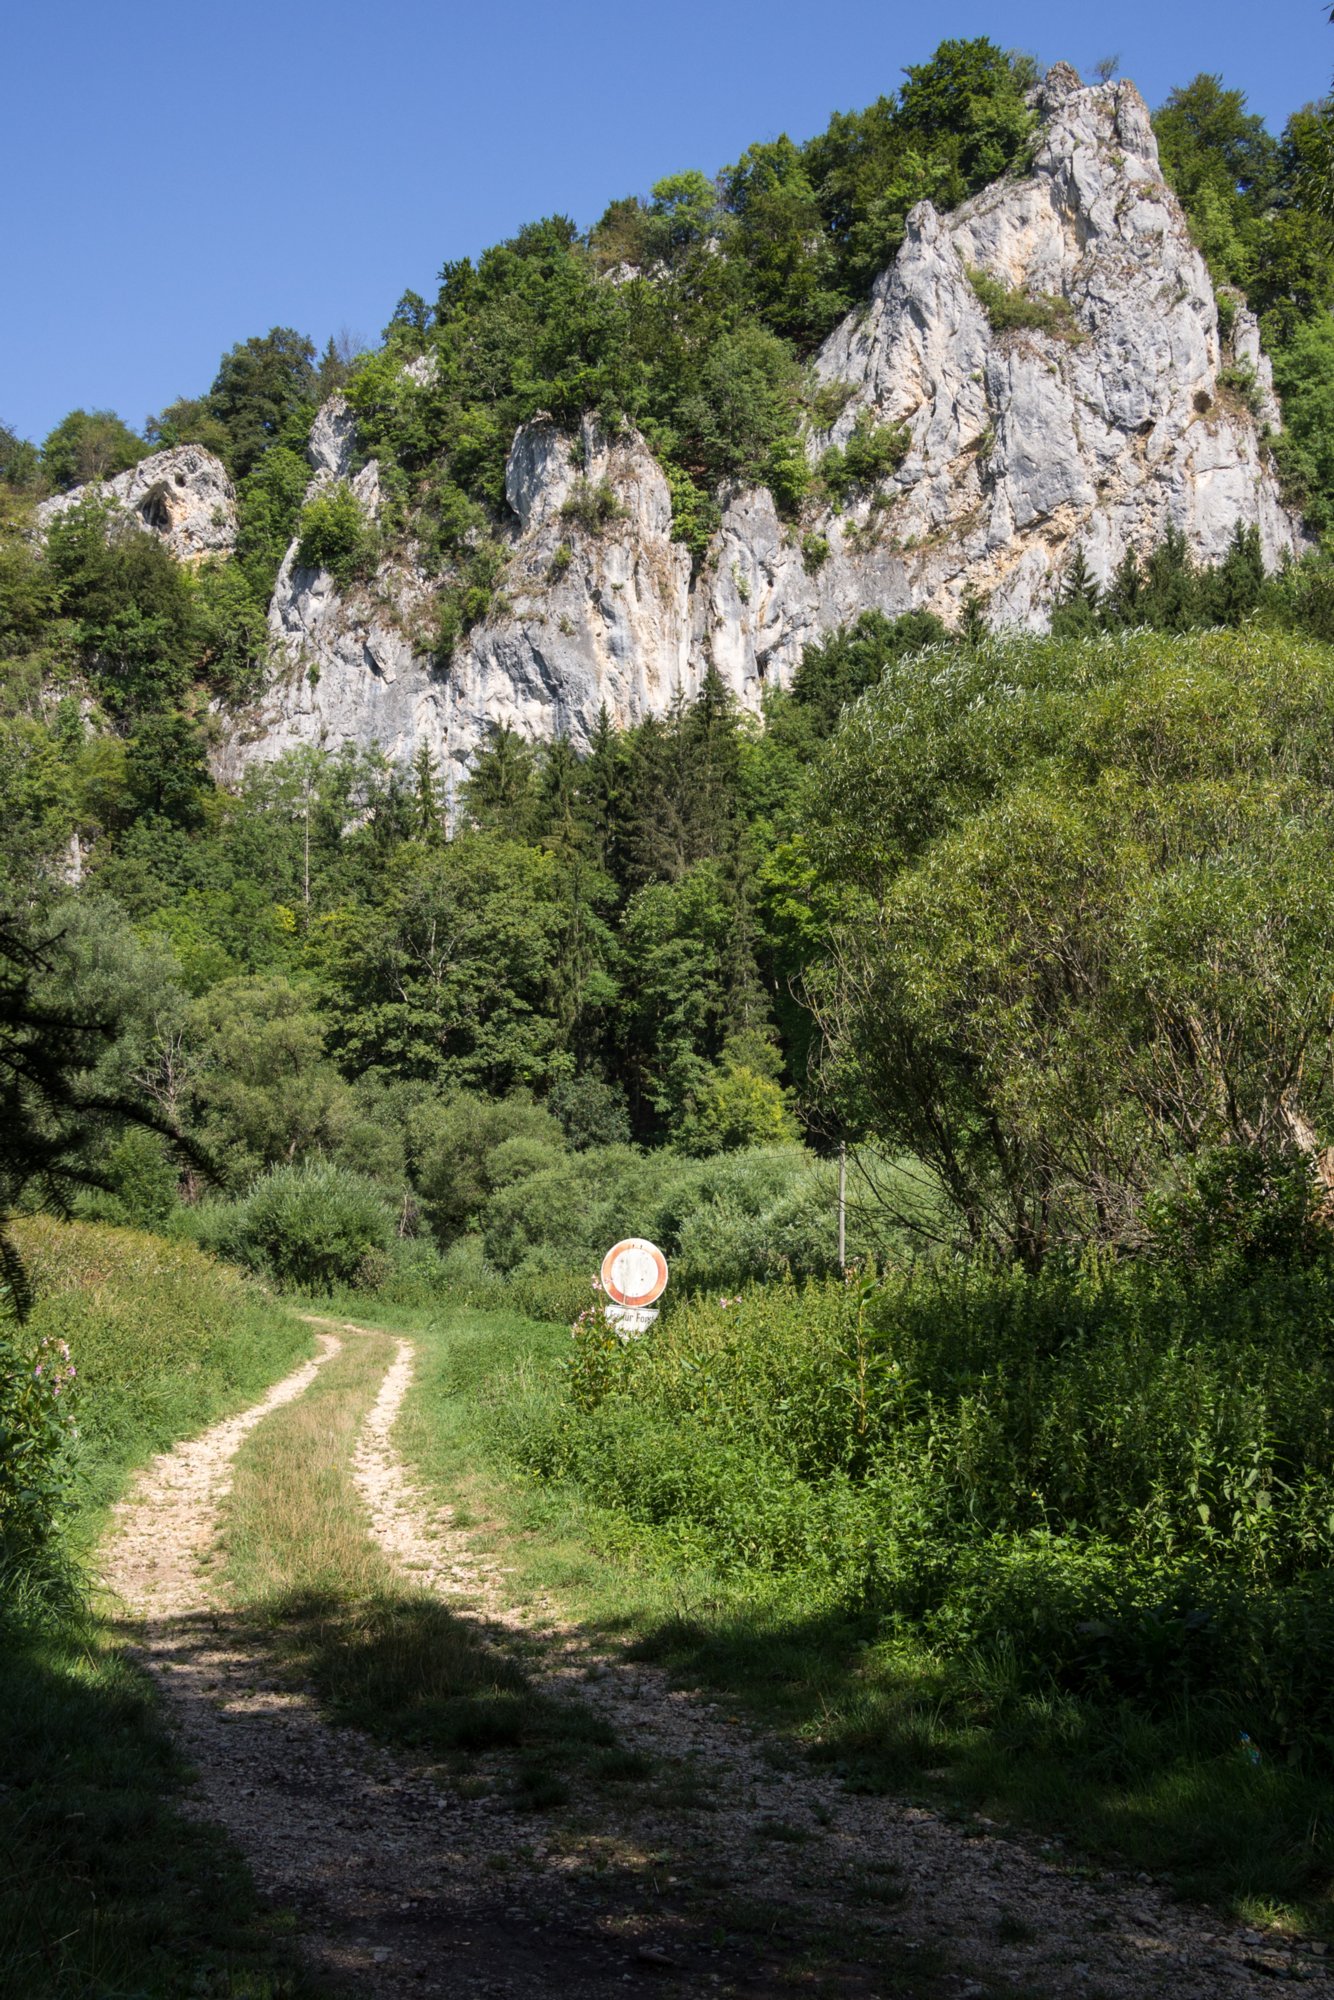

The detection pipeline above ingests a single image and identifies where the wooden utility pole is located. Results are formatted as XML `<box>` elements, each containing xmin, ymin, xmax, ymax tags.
<box><xmin>838</xmin><ymin>1141</ymin><xmax>847</xmax><ymax>1272</ymax></box>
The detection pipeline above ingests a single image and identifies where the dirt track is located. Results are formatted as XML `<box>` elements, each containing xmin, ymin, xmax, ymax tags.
<box><xmin>100</xmin><ymin>1318</ymin><xmax>1326</xmax><ymax>1999</ymax></box>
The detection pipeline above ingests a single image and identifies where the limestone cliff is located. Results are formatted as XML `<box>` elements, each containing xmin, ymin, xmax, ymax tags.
<box><xmin>224</xmin><ymin>64</ymin><xmax>1302</xmax><ymax>788</ymax></box>
<box><xmin>37</xmin><ymin>444</ymin><xmax>236</xmax><ymax>564</ymax></box>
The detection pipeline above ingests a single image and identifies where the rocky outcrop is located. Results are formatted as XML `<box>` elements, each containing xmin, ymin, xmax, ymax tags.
<box><xmin>38</xmin><ymin>444</ymin><xmax>236</xmax><ymax>563</ymax></box>
<box><xmin>221</xmin><ymin>413</ymin><xmax>696</xmax><ymax>792</ymax></box>
<box><xmin>454</xmin><ymin>417</ymin><xmax>694</xmax><ymax>756</ymax></box>
<box><xmin>697</xmin><ymin>63</ymin><xmax>1302</xmax><ymax>688</ymax></box>
<box><xmin>217</xmin><ymin>396</ymin><xmax>434</xmax><ymax>780</ymax></box>
<box><xmin>225</xmin><ymin>64</ymin><xmax>1303</xmax><ymax>788</ymax></box>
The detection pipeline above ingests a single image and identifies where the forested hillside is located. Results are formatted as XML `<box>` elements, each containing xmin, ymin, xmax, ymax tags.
<box><xmin>0</xmin><ymin>37</ymin><xmax>1332</xmax><ymax>1282</ymax></box>
<box><xmin>4</xmin><ymin>41</ymin><xmax>1334</xmax><ymax>1284</ymax></box>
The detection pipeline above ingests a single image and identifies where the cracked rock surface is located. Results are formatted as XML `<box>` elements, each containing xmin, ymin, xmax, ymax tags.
<box><xmin>37</xmin><ymin>443</ymin><xmax>238</xmax><ymax>563</ymax></box>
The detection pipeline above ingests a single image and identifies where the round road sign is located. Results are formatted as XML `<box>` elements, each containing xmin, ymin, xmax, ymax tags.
<box><xmin>600</xmin><ymin>1238</ymin><xmax>669</xmax><ymax>1309</ymax></box>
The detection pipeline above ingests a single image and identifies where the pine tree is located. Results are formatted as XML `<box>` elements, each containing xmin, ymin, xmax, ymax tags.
<box><xmin>1101</xmin><ymin>547</ymin><xmax>1145</xmax><ymax>629</ymax></box>
<box><xmin>960</xmin><ymin>586</ymin><xmax>990</xmax><ymax>643</ymax></box>
<box><xmin>411</xmin><ymin>742</ymin><xmax>443</xmax><ymax>840</ymax></box>
<box><xmin>462</xmin><ymin>725</ymin><xmax>540</xmax><ymax>837</ymax></box>
<box><xmin>1140</xmin><ymin>524</ymin><xmax>1200</xmax><ymax>631</ymax></box>
<box><xmin>623</xmin><ymin>711</ymin><xmax>691</xmax><ymax>887</ymax></box>
<box><xmin>1050</xmin><ymin>542</ymin><xmax>1102</xmax><ymax>637</ymax></box>
<box><xmin>1204</xmin><ymin>521</ymin><xmax>1265</xmax><ymax>625</ymax></box>
<box><xmin>681</xmin><ymin>666</ymin><xmax>746</xmax><ymax>868</ymax></box>
<box><xmin>580</xmin><ymin>705</ymin><xmax>630</xmax><ymax>882</ymax></box>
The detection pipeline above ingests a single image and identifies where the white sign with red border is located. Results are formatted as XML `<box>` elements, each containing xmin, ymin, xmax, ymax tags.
<box><xmin>600</xmin><ymin>1238</ymin><xmax>668</xmax><ymax>1332</ymax></box>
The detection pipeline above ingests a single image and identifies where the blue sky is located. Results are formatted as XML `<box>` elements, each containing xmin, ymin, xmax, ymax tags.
<box><xmin>4</xmin><ymin>1</ymin><xmax>1329</xmax><ymax>445</ymax></box>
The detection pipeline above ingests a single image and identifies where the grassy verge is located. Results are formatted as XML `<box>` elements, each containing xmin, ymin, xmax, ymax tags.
<box><xmin>355</xmin><ymin>1295</ymin><xmax>1334</xmax><ymax>1940</ymax></box>
<box><xmin>1</xmin><ymin>1219</ymin><xmax>321</xmax><ymax>2000</ymax></box>
<box><xmin>16</xmin><ymin>1216</ymin><xmax>317</xmax><ymax>1554</ymax></box>
<box><xmin>220</xmin><ymin>1320</ymin><xmax>623</xmax><ymax>1807</ymax></box>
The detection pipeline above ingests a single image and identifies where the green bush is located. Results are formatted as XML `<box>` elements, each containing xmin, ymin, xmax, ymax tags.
<box><xmin>413</xmin><ymin>1090</ymin><xmax>567</xmax><ymax>1245</ymax></box>
<box><xmin>967</xmin><ymin>266</ymin><xmax>1079</xmax><ymax>337</ymax></box>
<box><xmin>818</xmin><ymin>413</ymin><xmax>911</xmax><ymax>506</ymax></box>
<box><xmin>676</xmin><ymin>1060</ymin><xmax>797</xmax><ymax>1156</ymax></box>
<box><xmin>480</xmin><ymin>1143</ymin><xmax>662</xmax><ymax>1274</ymax></box>
<box><xmin>499</xmin><ymin>1252</ymin><xmax>1334</xmax><ymax>1765</ymax></box>
<box><xmin>295</xmin><ymin>483</ymin><xmax>376</xmax><ymax>587</ymax></box>
<box><xmin>559</xmin><ymin>479</ymin><xmax>624</xmax><ymax>534</ymax></box>
<box><xmin>230</xmin><ymin>1161</ymin><xmax>395</xmax><ymax>1289</ymax></box>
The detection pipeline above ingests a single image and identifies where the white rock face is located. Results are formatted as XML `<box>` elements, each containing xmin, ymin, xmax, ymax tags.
<box><xmin>225</xmin><ymin>64</ymin><xmax>1303</xmax><ymax>787</ymax></box>
<box><xmin>222</xmin><ymin>412</ymin><xmax>694</xmax><ymax>794</ymax></box>
<box><xmin>305</xmin><ymin>395</ymin><xmax>359</xmax><ymax>482</ymax></box>
<box><xmin>455</xmin><ymin>416</ymin><xmax>693</xmax><ymax>758</ymax></box>
<box><xmin>37</xmin><ymin>445</ymin><xmax>237</xmax><ymax>563</ymax></box>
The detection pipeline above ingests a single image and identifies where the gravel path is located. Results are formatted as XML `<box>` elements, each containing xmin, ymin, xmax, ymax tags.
<box><xmin>100</xmin><ymin>1320</ymin><xmax>1328</xmax><ymax>1999</ymax></box>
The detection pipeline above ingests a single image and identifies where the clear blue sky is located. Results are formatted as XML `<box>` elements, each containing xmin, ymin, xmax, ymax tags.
<box><xmin>4</xmin><ymin>1</ymin><xmax>1329</xmax><ymax>445</ymax></box>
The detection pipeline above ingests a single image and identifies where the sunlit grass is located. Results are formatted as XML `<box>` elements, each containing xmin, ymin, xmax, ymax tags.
<box><xmin>221</xmin><ymin>1320</ymin><xmax>622</xmax><ymax>1791</ymax></box>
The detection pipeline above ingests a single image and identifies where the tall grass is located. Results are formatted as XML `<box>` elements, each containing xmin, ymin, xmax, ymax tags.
<box><xmin>1</xmin><ymin>1218</ymin><xmax>318</xmax><ymax>1999</ymax></box>
<box><xmin>13</xmin><ymin>1215</ymin><xmax>316</xmax><ymax>1548</ymax></box>
<box><xmin>476</xmin><ymin>1256</ymin><xmax>1334</xmax><ymax>1925</ymax></box>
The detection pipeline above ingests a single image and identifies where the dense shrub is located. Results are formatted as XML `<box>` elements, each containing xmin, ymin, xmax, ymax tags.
<box><xmin>224</xmin><ymin>1161</ymin><xmax>395</xmax><ymax>1289</ymax></box>
<box><xmin>295</xmin><ymin>483</ymin><xmax>376</xmax><ymax>587</ymax></box>
<box><xmin>498</xmin><ymin>1252</ymin><xmax>1334</xmax><ymax>1764</ymax></box>
<box><xmin>966</xmin><ymin>267</ymin><xmax>1079</xmax><ymax>336</ymax></box>
<box><xmin>817</xmin><ymin>414</ymin><xmax>911</xmax><ymax>506</ymax></box>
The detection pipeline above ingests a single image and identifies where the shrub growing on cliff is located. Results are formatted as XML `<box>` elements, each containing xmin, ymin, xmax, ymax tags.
<box><xmin>559</xmin><ymin>480</ymin><xmax>624</xmax><ymax>534</ymax></box>
<box><xmin>296</xmin><ymin>484</ymin><xmax>376</xmax><ymax>588</ymax></box>
<box><xmin>817</xmin><ymin>413</ymin><xmax>911</xmax><ymax>506</ymax></box>
<box><xmin>966</xmin><ymin>266</ymin><xmax>1081</xmax><ymax>338</ymax></box>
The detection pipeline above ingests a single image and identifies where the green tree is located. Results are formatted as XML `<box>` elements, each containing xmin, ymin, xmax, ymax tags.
<box><xmin>184</xmin><ymin>975</ymin><xmax>360</xmax><ymax>1188</ymax></box>
<box><xmin>409</xmin><ymin>1089</ymin><xmax>565</xmax><ymax>1244</ymax></box>
<box><xmin>619</xmin><ymin>860</ymin><xmax>770</xmax><ymax>1132</ymax></box>
<box><xmin>791</xmin><ymin>609</ymin><xmax>947</xmax><ymax>735</ymax></box>
<box><xmin>122</xmin><ymin>711</ymin><xmax>212</xmax><ymax>828</ymax></box>
<box><xmin>0</xmin><ymin>423</ymin><xmax>41</xmax><ymax>492</ymax></box>
<box><xmin>44</xmin><ymin>497</ymin><xmax>196</xmax><ymax>716</ymax></box>
<box><xmin>206</xmin><ymin>327</ymin><xmax>317</xmax><ymax>478</ymax></box>
<box><xmin>462</xmin><ymin>726</ymin><xmax>542</xmax><ymax>837</ymax></box>
<box><xmin>324</xmin><ymin>834</ymin><xmax>561</xmax><ymax>1090</ymax></box>
<box><xmin>677</xmin><ymin>1056</ymin><xmax>798</xmax><ymax>1155</ymax></box>
<box><xmin>807</xmin><ymin>626</ymin><xmax>1334</xmax><ymax>1265</ymax></box>
<box><xmin>1154</xmin><ymin>76</ymin><xmax>1279</xmax><ymax>289</ymax></box>
<box><xmin>0</xmin><ymin>903</ymin><xmax>188</xmax><ymax>1309</ymax></box>
<box><xmin>40</xmin><ymin>409</ymin><xmax>147</xmax><ymax>492</ymax></box>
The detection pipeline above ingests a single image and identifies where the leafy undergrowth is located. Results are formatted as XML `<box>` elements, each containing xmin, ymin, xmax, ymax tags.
<box><xmin>360</xmin><ymin>1292</ymin><xmax>1334</xmax><ymax>1940</ymax></box>
<box><xmin>220</xmin><ymin>1321</ymin><xmax>629</xmax><ymax>1810</ymax></box>
<box><xmin>1</xmin><ymin>1219</ymin><xmax>320</xmax><ymax>2000</ymax></box>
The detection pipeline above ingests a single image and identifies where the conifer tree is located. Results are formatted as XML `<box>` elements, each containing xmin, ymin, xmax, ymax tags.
<box><xmin>1101</xmin><ymin>547</ymin><xmax>1145</xmax><ymax>629</ymax></box>
<box><xmin>411</xmin><ymin>742</ymin><xmax>444</xmax><ymax>840</ymax></box>
<box><xmin>1050</xmin><ymin>542</ymin><xmax>1102</xmax><ymax>638</ymax></box>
